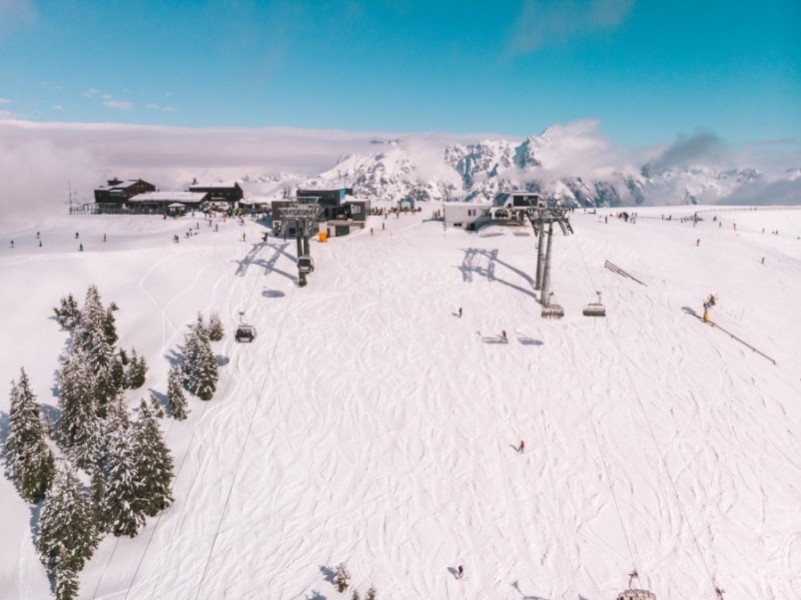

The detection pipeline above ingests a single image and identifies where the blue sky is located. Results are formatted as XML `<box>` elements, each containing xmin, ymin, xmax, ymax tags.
<box><xmin>1</xmin><ymin>0</ymin><xmax>799</xmax><ymax>148</ymax></box>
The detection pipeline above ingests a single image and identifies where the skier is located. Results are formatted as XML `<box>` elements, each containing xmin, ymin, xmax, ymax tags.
<box><xmin>103</xmin><ymin>233</ymin><xmax>107</xmax><ymax>243</ymax></box>
<box><xmin>214</xmin><ymin>224</ymin><xmax>219</xmax><ymax>232</ymax></box>
<box><xmin>242</xmin><ymin>232</ymin><xmax>246</xmax><ymax>242</ymax></box>
<box><xmin>38</xmin><ymin>240</ymin><xmax>42</xmax><ymax>248</ymax></box>
<box><xmin>458</xmin><ymin>307</ymin><xmax>462</xmax><ymax>318</ymax></box>
<box><xmin>518</xmin><ymin>440</ymin><xmax>525</xmax><ymax>454</ymax></box>
<box><xmin>370</xmin><ymin>228</ymin><xmax>374</xmax><ymax>236</ymax></box>
<box><xmin>501</xmin><ymin>330</ymin><xmax>507</xmax><ymax>343</ymax></box>
<box><xmin>36</xmin><ymin>231</ymin><xmax>40</xmax><ymax>239</ymax></box>
<box><xmin>75</xmin><ymin>232</ymin><xmax>79</xmax><ymax>240</ymax></box>
<box><xmin>696</xmin><ymin>238</ymin><xmax>700</xmax><ymax>246</ymax></box>
<box><xmin>382</xmin><ymin>222</ymin><xmax>385</xmax><ymax>231</ymax></box>
<box><xmin>457</xmin><ymin>565</ymin><xmax>464</xmax><ymax>579</ymax></box>
<box><xmin>79</xmin><ymin>243</ymin><xmax>84</xmax><ymax>252</ymax></box>
<box><xmin>9</xmin><ymin>240</ymin><xmax>14</xmax><ymax>248</ymax></box>
<box><xmin>761</xmin><ymin>256</ymin><xmax>765</xmax><ymax>265</ymax></box>
<box><xmin>262</xmin><ymin>232</ymin><xmax>269</xmax><ymax>243</ymax></box>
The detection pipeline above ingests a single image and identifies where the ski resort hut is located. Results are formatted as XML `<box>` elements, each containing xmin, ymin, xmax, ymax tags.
<box><xmin>398</xmin><ymin>198</ymin><xmax>415</xmax><ymax>212</ymax></box>
<box><xmin>443</xmin><ymin>201</ymin><xmax>492</xmax><ymax>230</ymax></box>
<box><xmin>94</xmin><ymin>178</ymin><xmax>156</xmax><ymax>211</ymax></box>
<box><xmin>189</xmin><ymin>181</ymin><xmax>243</xmax><ymax>210</ymax></box>
<box><xmin>128</xmin><ymin>191</ymin><xmax>209</xmax><ymax>214</ymax></box>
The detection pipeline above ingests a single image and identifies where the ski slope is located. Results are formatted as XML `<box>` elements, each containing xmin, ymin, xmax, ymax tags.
<box><xmin>1</xmin><ymin>205</ymin><xmax>800</xmax><ymax>599</ymax></box>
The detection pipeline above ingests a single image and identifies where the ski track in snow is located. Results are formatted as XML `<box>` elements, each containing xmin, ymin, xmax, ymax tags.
<box><xmin>1</xmin><ymin>207</ymin><xmax>800</xmax><ymax>599</ymax></box>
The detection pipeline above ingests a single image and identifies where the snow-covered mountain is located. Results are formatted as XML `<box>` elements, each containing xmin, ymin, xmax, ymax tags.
<box><xmin>251</xmin><ymin>129</ymin><xmax>798</xmax><ymax>207</ymax></box>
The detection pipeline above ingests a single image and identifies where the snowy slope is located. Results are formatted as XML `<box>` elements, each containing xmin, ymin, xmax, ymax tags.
<box><xmin>1</xmin><ymin>205</ymin><xmax>801</xmax><ymax>599</ymax></box>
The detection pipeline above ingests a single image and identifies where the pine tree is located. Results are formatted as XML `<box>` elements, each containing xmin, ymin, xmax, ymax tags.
<box><xmin>181</xmin><ymin>315</ymin><xmax>204</xmax><ymax>394</ymax></box>
<box><xmin>166</xmin><ymin>365</ymin><xmax>189</xmax><ymax>420</ymax></box>
<box><xmin>334</xmin><ymin>562</ymin><xmax>351</xmax><ymax>592</ymax></box>
<box><xmin>74</xmin><ymin>285</ymin><xmax>117</xmax><ymax>414</ymax></box>
<box><xmin>182</xmin><ymin>314</ymin><xmax>217</xmax><ymax>400</ymax></box>
<box><xmin>125</xmin><ymin>348</ymin><xmax>148</xmax><ymax>389</ymax></box>
<box><xmin>53</xmin><ymin>294</ymin><xmax>80</xmax><ymax>330</ymax></box>
<box><xmin>55</xmin><ymin>565</ymin><xmax>80</xmax><ymax>600</ymax></box>
<box><xmin>58</xmin><ymin>348</ymin><xmax>102</xmax><ymax>469</ymax></box>
<box><xmin>37</xmin><ymin>463</ymin><xmax>99</xmax><ymax>595</ymax></box>
<box><xmin>365</xmin><ymin>585</ymin><xmax>377</xmax><ymax>600</ymax></box>
<box><xmin>207</xmin><ymin>311</ymin><xmax>224</xmax><ymax>341</ymax></box>
<box><xmin>351</xmin><ymin>590</ymin><xmax>361</xmax><ymax>600</ymax></box>
<box><xmin>133</xmin><ymin>400</ymin><xmax>174</xmax><ymax>517</ymax></box>
<box><xmin>111</xmin><ymin>348</ymin><xmax>128</xmax><ymax>391</ymax></box>
<box><xmin>102</xmin><ymin>399</ymin><xmax>145</xmax><ymax>537</ymax></box>
<box><xmin>103</xmin><ymin>304</ymin><xmax>119</xmax><ymax>346</ymax></box>
<box><xmin>195</xmin><ymin>330</ymin><xmax>218</xmax><ymax>401</ymax></box>
<box><xmin>5</xmin><ymin>369</ymin><xmax>55</xmax><ymax>503</ymax></box>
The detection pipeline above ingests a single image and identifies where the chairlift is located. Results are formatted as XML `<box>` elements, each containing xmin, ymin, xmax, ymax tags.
<box><xmin>297</xmin><ymin>255</ymin><xmax>314</xmax><ymax>274</ymax></box>
<box><xmin>541</xmin><ymin>292</ymin><xmax>565</xmax><ymax>320</ymax></box>
<box><xmin>616</xmin><ymin>591</ymin><xmax>656</xmax><ymax>600</ymax></box>
<box><xmin>235</xmin><ymin>324</ymin><xmax>256</xmax><ymax>343</ymax></box>
<box><xmin>616</xmin><ymin>570</ymin><xmax>656</xmax><ymax>600</ymax></box>
<box><xmin>582</xmin><ymin>291</ymin><xmax>607</xmax><ymax>317</ymax></box>
<box><xmin>494</xmin><ymin>208</ymin><xmax>510</xmax><ymax>220</ymax></box>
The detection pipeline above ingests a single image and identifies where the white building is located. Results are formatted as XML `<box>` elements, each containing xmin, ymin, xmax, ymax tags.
<box><xmin>442</xmin><ymin>202</ymin><xmax>492</xmax><ymax>230</ymax></box>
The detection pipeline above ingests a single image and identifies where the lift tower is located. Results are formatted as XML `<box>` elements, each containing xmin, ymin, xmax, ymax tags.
<box><xmin>277</xmin><ymin>200</ymin><xmax>322</xmax><ymax>287</ymax></box>
<box><xmin>525</xmin><ymin>200</ymin><xmax>573</xmax><ymax>318</ymax></box>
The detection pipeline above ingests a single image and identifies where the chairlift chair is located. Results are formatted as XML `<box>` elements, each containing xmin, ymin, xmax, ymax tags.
<box><xmin>297</xmin><ymin>255</ymin><xmax>314</xmax><ymax>274</ymax></box>
<box><xmin>616</xmin><ymin>590</ymin><xmax>656</xmax><ymax>600</ymax></box>
<box><xmin>235</xmin><ymin>324</ymin><xmax>256</xmax><ymax>343</ymax></box>
<box><xmin>582</xmin><ymin>291</ymin><xmax>607</xmax><ymax>317</ymax></box>
<box><xmin>541</xmin><ymin>292</ymin><xmax>565</xmax><ymax>320</ymax></box>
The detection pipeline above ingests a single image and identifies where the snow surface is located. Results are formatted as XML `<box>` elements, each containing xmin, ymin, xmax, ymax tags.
<box><xmin>1</xmin><ymin>205</ymin><xmax>800</xmax><ymax>599</ymax></box>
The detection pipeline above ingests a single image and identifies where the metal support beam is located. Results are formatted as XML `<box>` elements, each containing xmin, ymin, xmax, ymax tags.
<box><xmin>535</xmin><ymin>222</ymin><xmax>546</xmax><ymax>290</ymax></box>
<box><xmin>541</xmin><ymin>221</ymin><xmax>554</xmax><ymax>305</ymax></box>
<box><xmin>295</xmin><ymin>221</ymin><xmax>307</xmax><ymax>287</ymax></box>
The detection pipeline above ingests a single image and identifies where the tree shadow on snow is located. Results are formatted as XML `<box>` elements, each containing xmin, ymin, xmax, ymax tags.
<box><xmin>510</xmin><ymin>580</ymin><xmax>548</xmax><ymax>599</ymax></box>
<box><xmin>148</xmin><ymin>388</ymin><xmax>169</xmax><ymax>413</ymax></box>
<box><xmin>306</xmin><ymin>591</ymin><xmax>327</xmax><ymax>600</ymax></box>
<box><xmin>165</xmin><ymin>348</ymin><xmax>183</xmax><ymax>368</ymax></box>
<box><xmin>215</xmin><ymin>355</ymin><xmax>230</xmax><ymax>367</ymax></box>
<box><xmin>319</xmin><ymin>565</ymin><xmax>336</xmax><ymax>584</ymax></box>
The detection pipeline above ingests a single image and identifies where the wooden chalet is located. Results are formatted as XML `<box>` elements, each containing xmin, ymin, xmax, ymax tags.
<box><xmin>94</xmin><ymin>178</ymin><xmax>156</xmax><ymax>205</ymax></box>
<box><xmin>189</xmin><ymin>182</ymin><xmax>244</xmax><ymax>208</ymax></box>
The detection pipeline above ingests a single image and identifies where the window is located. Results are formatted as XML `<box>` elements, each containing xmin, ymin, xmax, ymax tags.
<box><xmin>350</xmin><ymin>204</ymin><xmax>362</xmax><ymax>215</ymax></box>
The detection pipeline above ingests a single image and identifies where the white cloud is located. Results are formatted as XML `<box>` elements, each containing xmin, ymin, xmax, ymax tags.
<box><xmin>52</xmin><ymin>104</ymin><xmax>64</xmax><ymax>111</ymax></box>
<box><xmin>0</xmin><ymin>97</ymin><xmax>11</xmax><ymax>106</ymax></box>
<box><xmin>162</xmin><ymin>106</ymin><xmax>176</xmax><ymax>112</ymax></box>
<box><xmin>84</xmin><ymin>88</ymin><xmax>100</xmax><ymax>98</ymax></box>
<box><xmin>147</xmin><ymin>103</ymin><xmax>161</xmax><ymax>110</ymax></box>
<box><xmin>103</xmin><ymin>99</ymin><xmax>133</xmax><ymax>111</ymax></box>
<box><xmin>506</xmin><ymin>0</ymin><xmax>634</xmax><ymax>55</ymax></box>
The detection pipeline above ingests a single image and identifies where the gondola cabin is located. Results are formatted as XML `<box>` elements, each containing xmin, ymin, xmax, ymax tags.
<box><xmin>235</xmin><ymin>324</ymin><xmax>256</xmax><ymax>343</ymax></box>
<box><xmin>297</xmin><ymin>256</ymin><xmax>314</xmax><ymax>274</ymax></box>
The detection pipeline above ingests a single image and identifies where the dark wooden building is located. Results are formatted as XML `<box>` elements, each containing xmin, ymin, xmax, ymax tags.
<box><xmin>94</xmin><ymin>178</ymin><xmax>156</xmax><ymax>205</ymax></box>
<box><xmin>189</xmin><ymin>182</ymin><xmax>244</xmax><ymax>208</ymax></box>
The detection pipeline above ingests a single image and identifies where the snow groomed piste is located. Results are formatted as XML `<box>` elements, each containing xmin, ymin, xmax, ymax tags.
<box><xmin>1</xmin><ymin>203</ymin><xmax>800</xmax><ymax>599</ymax></box>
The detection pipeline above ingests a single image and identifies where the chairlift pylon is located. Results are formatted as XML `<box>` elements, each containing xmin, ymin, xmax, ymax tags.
<box><xmin>541</xmin><ymin>292</ymin><xmax>565</xmax><ymax>320</ymax></box>
<box><xmin>582</xmin><ymin>291</ymin><xmax>606</xmax><ymax>317</ymax></box>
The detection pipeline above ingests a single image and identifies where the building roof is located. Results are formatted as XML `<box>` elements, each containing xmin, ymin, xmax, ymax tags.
<box><xmin>190</xmin><ymin>181</ymin><xmax>241</xmax><ymax>189</ymax></box>
<box><xmin>129</xmin><ymin>192</ymin><xmax>208</xmax><ymax>204</ymax></box>
<box><xmin>96</xmin><ymin>179</ymin><xmax>145</xmax><ymax>192</ymax></box>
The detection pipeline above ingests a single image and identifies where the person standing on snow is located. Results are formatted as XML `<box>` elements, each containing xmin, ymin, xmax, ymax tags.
<box><xmin>457</xmin><ymin>565</ymin><xmax>464</xmax><ymax>579</ymax></box>
<box><xmin>518</xmin><ymin>440</ymin><xmax>525</xmax><ymax>454</ymax></box>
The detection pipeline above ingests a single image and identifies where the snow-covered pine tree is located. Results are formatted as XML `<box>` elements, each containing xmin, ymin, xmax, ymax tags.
<box><xmin>37</xmin><ymin>462</ymin><xmax>99</xmax><ymax>596</ymax></box>
<box><xmin>351</xmin><ymin>590</ymin><xmax>361</xmax><ymax>600</ymax></box>
<box><xmin>167</xmin><ymin>365</ymin><xmax>189</xmax><ymax>420</ymax></box>
<box><xmin>73</xmin><ymin>285</ymin><xmax>118</xmax><ymax>415</ymax></box>
<box><xmin>54</xmin><ymin>565</ymin><xmax>80</xmax><ymax>600</ymax></box>
<box><xmin>207</xmin><ymin>311</ymin><xmax>224</xmax><ymax>341</ymax></box>
<box><xmin>365</xmin><ymin>585</ymin><xmax>377</xmax><ymax>600</ymax></box>
<box><xmin>111</xmin><ymin>348</ymin><xmax>128</xmax><ymax>391</ymax></box>
<box><xmin>335</xmin><ymin>562</ymin><xmax>351</xmax><ymax>592</ymax></box>
<box><xmin>53</xmin><ymin>293</ymin><xmax>80</xmax><ymax>330</ymax></box>
<box><xmin>133</xmin><ymin>400</ymin><xmax>174</xmax><ymax>517</ymax></box>
<box><xmin>102</xmin><ymin>398</ymin><xmax>145</xmax><ymax>537</ymax></box>
<box><xmin>194</xmin><ymin>328</ymin><xmax>218</xmax><ymax>401</ymax></box>
<box><xmin>103</xmin><ymin>304</ymin><xmax>119</xmax><ymax>346</ymax></box>
<box><xmin>125</xmin><ymin>348</ymin><xmax>148</xmax><ymax>389</ymax></box>
<box><xmin>58</xmin><ymin>348</ymin><xmax>102</xmax><ymax>469</ymax></box>
<box><xmin>5</xmin><ymin>368</ymin><xmax>55</xmax><ymax>503</ymax></box>
<box><xmin>181</xmin><ymin>315</ymin><xmax>205</xmax><ymax>394</ymax></box>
